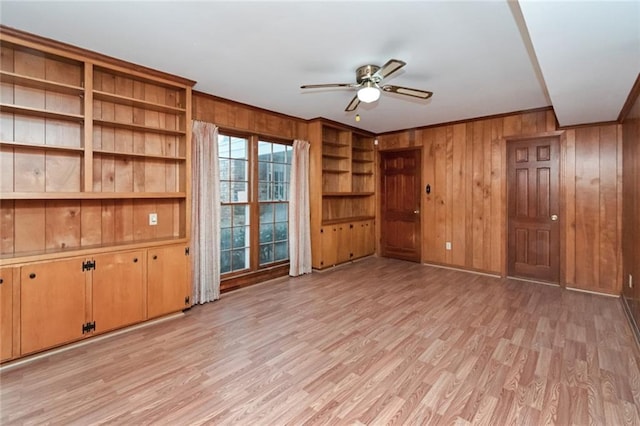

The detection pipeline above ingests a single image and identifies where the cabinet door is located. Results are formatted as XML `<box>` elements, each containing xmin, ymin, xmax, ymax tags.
<box><xmin>0</xmin><ymin>268</ymin><xmax>13</xmax><ymax>361</ymax></box>
<box><xmin>352</xmin><ymin>220</ymin><xmax>375</xmax><ymax>259</ymax></box>
<box><xmin>21</xmin><ymin>259</ymin><xmax>87</xmax><ymax>355</ymax></box>
<box><xmin>147</xmin><ymin>245</ymin><xmax>189</xmax><ymax>319</ymax></box>
<box><xmin>319</xmin><ymin>226</ymin><xmax>338</xmax><ymax>268</ymax></box>
<box><xmin>337</xmin><ymin>224</ymin><xmax>352</xmax><ymax>264</ymax></box>
<box><xmin>92</xmin><ymin>251</ymin><xmax>145</xmax><ymax>334</ymax></box>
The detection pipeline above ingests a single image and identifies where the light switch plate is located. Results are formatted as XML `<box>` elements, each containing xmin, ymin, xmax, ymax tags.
<box><xmin>149</xmin><ymin>213</ymin><xmax>158</xmax><ymax>226</ymax></box>
<box><xmin>445</xmin><ymin>242</ymin><xmax>452</xmax><ymax>250</ymax></box>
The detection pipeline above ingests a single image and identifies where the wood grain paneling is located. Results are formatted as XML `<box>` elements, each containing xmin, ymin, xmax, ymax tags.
<box><xmin>192</xmin><ymin>92</ymin><xmax>308</xmax><ymax>141</ymax></box>
<box><xmin>621</xmin><ymin>81</ymin><xmax>640</xmax><ymax>338</ymax></box>
<box><xmin>378</xmin><ymin>109</ymin><xmax>622</xmax><ymax>294</ymax></box>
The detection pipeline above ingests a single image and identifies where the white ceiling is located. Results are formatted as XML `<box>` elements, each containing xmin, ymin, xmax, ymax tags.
<box><xmin>1</xmin><ymin>1</ymin><xmax>638</xmax><ymax>134</ymax></box>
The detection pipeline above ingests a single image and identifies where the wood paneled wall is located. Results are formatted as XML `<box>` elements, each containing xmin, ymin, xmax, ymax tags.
<box><xmin>192</xmin><ymin>92</ymin><xmax>308</xmax><ymax>141</ymax></box>
<box><xmin>378</xmin><ymin>109</ymin><xmax>623</xmax><ymax>295</ymax></box>
<box><xmin>622</xmin><ymin>87</ymin><xmax>640</xmax><ymax>331</ymax></box>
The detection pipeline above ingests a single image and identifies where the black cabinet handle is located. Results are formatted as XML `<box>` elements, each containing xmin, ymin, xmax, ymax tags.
<box><xmin>29</xmin><ymin>273</ymin><xmax>36</xmax><ymax>279</ymax></box>
<box><xmin>133</xmin><ymin>257</ymin><xmax>138</xmax><ymax>263</ymax></box>
<box><xmin>153</xmin><ymin>255</ymin><xmax>158</xmax><ymax>260</ymax></box>
<box><xmin>0</xmin><ymin>278</ymin><xmax>3</xmax><ymax>284</ymax></box>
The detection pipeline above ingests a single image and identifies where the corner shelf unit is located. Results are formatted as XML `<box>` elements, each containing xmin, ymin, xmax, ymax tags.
<box><xmin>309</xmin><ymin>120</ymin><xmax>377</xmax><ymax>269</ymax></box>
<box><xmin>0</xmin><ymin>28</ymin><xmax>194</xmax><ymax>265</ymax></box>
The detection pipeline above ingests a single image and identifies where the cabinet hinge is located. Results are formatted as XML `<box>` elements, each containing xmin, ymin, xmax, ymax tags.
<box><xmin>82</xmin><ymin>321</ymin><xmax>96</xmax><ymax>334</ymax></box>
<box><xmin>82</xmin><ymin>260</ymin><xmax>96</xmax><ymax>271</ymax></box>
<box><xmin>185</xmin><ymin>296</ymin><xmax>190</xmax><ymax>305</ymax></box>
<box><xmin>185</xmin><ymin>247</ymin><xmax>190</xmax><ymax>256</ymax></box>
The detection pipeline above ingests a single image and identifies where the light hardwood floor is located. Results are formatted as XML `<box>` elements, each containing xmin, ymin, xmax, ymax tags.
<box><xmin>2</xmin><ymin>257</ymin><xmax>639</xmax><ymax>425</ymax></box>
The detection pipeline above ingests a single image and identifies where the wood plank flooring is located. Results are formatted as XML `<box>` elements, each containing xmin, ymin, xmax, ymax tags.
<box><xmin>1</xmin><ymin>257</ymin><xmax>639</xmax><ymax>425</ymax></box>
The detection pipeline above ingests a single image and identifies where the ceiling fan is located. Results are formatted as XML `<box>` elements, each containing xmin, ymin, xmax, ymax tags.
<box><xmin>300</xmin><ymin>59</ymin><xmax>433</xmax><ymax>112</ymax></box>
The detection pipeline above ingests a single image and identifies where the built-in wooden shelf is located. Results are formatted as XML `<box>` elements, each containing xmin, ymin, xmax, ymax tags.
<box><xmin>0</xmin><ymin>103</ymin><xmax>83</xmax><ymax>122</ymax></box>
<box><xmin>93</xmin><ymin>119</ymin><xmax>185</xmax><ymax>136</ymax></box>
<box><xmin>0</xmin><ymin>71</ymin><xmax>84</xmax><ymax>95</ymax></box>
<box><xmin>322</xmin><ymin>215</ymin><xmax>375</xmax><ymax>225</ymax></box>
<box><xmin>352</xmin><ymin>172</ymin><xmax>374</xmax><ymax>176</ymax></box>
<box><xmin>352</xmin><ymin>158</ymin><xmax>373</xmax><ymax>163</ymax></box>
<box><xmin>0</xmin><ymin>140</ymin><xmax>84</xmax><ymax>153</ymax></box>
<box><xmin>322</xmin><ymin>169</ymin><xmax>349</xmax><ymax>174</ymax></box>
<box><xmin>93</xmin><ymin>90</ymin><xmax>186</xmax><ymax>114</ymax></box>
<box><xmin>0</xmin><ymin>236</ymin><xmax>188</xmax><ymax>266</ymax></box>
<box><xmin>1</xmin><ymin>192</ymin><xmax>186</xmax><ymax>200</ymax></box>
<box><xmin>352</xmin><ymin>146</ymin><xmax>373</xmax><ymax>152</ymax></box>
<box><xmin>323</xmin><ymin>192</ymin><xmax>374</xmax><ymax>197</ymax></box>
<box><xmin>93</xmin><ymin>149</ymin><xmax>186</xmax><ymax>161</ymax></box>
<box><xmin>322</xmin><ymin>153</ymin><xmax>349</xmax><ymax>160</ymax></box>
<box><xmin>323</xmin><ymin>140</ymin><xmax>349</xmax><ymax>148</ymax></box>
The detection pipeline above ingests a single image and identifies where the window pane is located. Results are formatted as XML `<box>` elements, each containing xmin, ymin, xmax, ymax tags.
<box><xmin>221</xmin><ymin>205</ymin><xmax>232</xmax><ymax>228</ymax></box>
<box><xmin>274</xmin><ymin>241</ymin><xmax>288</xmax><ymax>261</ymax></box>
<box><xmin>275</xmin><ymin>222</ymin><xmax>288</xmax><ymax>241</ymax></box>
<box><xmin>258</xmin><ymin>182</ymin><xmax>271</xmax><ymax>201</ymax></box>
<box><xmin>260</xmin><ymin>223</ymin><xmax>273</xmax><ymax>243</ymax></box>
<box><xmin>230</xmin><ymin>137</ymin><xmax>247</xmax><ymax>159</ymax></box>
<box><xmin>258</xmin><ymin>162</ymin><xmax>270</xmax><ymax>182</ymax></box>
<box><xmin>233</xmin><ymin>205</ymin><xmax>249</xmax><ymax>226</ymax></box>
<box><xmin>220</xmin><ymin>228</ymin><xmax>232</xmax><ymax>250</ymax></box>
<box><xmin>275</xmin><ymin>203</ymin><xmax>287</xmax><ymax>221</ymax></box>
<box><xmin>260</xmin><ymin>203</ymin><xmax>273</xmax><ymax>224</ymax></box>
<box><xmin>258</xmin><ymin>141</ymin><xmax>271</xmax><ymax>161</ymax></box>
<box><xmin>231</xmin><ymin>159</ymin><xmax>248</xmax><ymax>181</ymax></box>
<box><xmin>219</xmin><ymin>158</ymin><xmax>230</xmax><ymax>181</ymax></box>
<box><xmin>231</xmin><ymin>248</ymin><xmax>248</xmax><ymax>270</ymax></box>
<box><xmin>259</xmin><ymin>244</ymin><xmax>273</xmax><ymax>265</ymax></box>
<box><xmin>220</xmin><ymin>251</ymin><xmax>231</xmax><ymax>274</ymax></box>
<box><xmin>218</xmin><ymin>135</ymin><xmax>230</xmax><ymax>157</ymax></box>
<box><xmin>233</xmin><ymin>182</ymin><xmax>248</xmax><ymax>202</ymax></box>
<box><xmin>232</xmin><ymin>226</ymin><xmax>248</xmax><ymax>248</ymax></box>
<box><xmin>220</xmin><ymin>181</ymin><xmax>230</xmax><ymax>203</ymax></box>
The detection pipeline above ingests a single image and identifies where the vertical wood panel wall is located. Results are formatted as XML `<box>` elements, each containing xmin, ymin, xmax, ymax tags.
<box><xmin>378</xmin><ymin>109</ymin><xmax>623</xmax><ymax>295</ymax></box>
<box><xmin>192</xmin><ymin>92</ymin><xmax>308</xmax><ymax>141</ymax></box>
<box><xmin>622</xmin><ymin>90</ymin><xmax>640</xmax><ymax>330</ymax></box>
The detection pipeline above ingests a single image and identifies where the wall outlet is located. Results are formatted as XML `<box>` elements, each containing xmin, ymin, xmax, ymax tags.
<box><xmin>630</xmin><ymin>274</ymin><xmax>634</xmax><ymax>289</ymax></box>
<box><xmin>445</xmin><ymin>242</ymin><xmax>452</xmax><ymax>250</ymax></box>
<box><xmin>149</xmin><ymin>213</ymin><xmax>158</xmax><ymax>226</ymax></box>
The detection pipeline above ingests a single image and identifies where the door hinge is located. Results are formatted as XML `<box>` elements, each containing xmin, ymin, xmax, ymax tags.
<box><xmin>82</xmin><ymin>260</ymin><xmax>96</xmax><ymax>271</ymax></box>
<box><xmin>185</xmin><ymin>247</ymin><xmax>190</xmax><ymax>256</ymax></box>
<box><xmin>185</xmin><ymin>296</ymin><xmax>190</xmax><ymax>305</ymax></box>
<box><xmin>82</xmin><ymin>321</ymin><xmax>96</xmax><ymax>334</ymax></box>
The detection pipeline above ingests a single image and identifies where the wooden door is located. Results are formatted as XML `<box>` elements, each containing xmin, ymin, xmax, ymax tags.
<box><xmin>351</xmin><ymin>220</ymin><xmax>374</xmax><ymax>260</ymax></box>
<box><xmin>92</xmin><ymin>251</ymin><xmax>145</xmax><ymax>333</ymax></box>
<box><xmin>318</xmin><ymin>226</ymin><xmax>338</xmax><ymax>268</ymax></box>
<box><xmin>0</xmin><ymin>268</ymin><xmax>13</xmax><ymax>361</ymax></box>
<box><xmin>380</xmin><ymin>150</ymin><xmax>422</xmax><ymax>262</ymax></box>
<box><xmin>336</xmin><ymin>224</ymin><xmax>352</xmax><ymax>263</ymax></box>
<box><xmin>21</xmin><ymin>258</ymin><xmax>87</xmax><ymax>355</ymax></box>
<box><xmin>147</xmin><ymin>245</ymin><xmax>189</xmax><ymax>319</ymax></box>
<box><xmin>508</xmin><ymin>137</ymin><xmax>560</xmax><ymax>282</ymax></box>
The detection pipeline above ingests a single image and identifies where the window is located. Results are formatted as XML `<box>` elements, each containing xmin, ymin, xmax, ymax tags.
<box><xmin>218</xmin><ymin>133</ymin><xmax>292</xmax><ymax>275</ymax></box>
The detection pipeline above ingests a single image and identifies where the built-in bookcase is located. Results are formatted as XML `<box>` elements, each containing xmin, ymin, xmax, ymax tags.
<box><xmin>309</xmin><ymin>120</ymin><xmax>376</xmax><ymax>269</ymax></box>
<box><xmin>0</xmin><ymin>30</ymin><xmax>193</xmax><ymax>261</ymax></box>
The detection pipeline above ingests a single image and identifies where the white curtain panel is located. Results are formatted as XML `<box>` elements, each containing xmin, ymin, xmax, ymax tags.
<box><xmin>289</xmin><ymin>139</ymin><xmax>312</xmax><ymax>276</ymax></box>
<box><xmin>191</xmin><ymin>120</ymin><xmax>221</xmax><ymax>303</ymax></box>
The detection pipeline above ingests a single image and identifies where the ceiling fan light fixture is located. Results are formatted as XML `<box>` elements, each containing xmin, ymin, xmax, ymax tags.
<box><xmin>357</xmin><ymin>82</ymin><xmax>380</xmax><ymax>103</ymax></box>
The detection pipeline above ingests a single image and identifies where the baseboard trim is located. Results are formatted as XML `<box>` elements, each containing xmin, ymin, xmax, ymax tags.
<box><xmin>422</xmin><ymin>262</ymin><xmax>501</xmax><ymax>279</ymax></box>
<box><xmin>506</xmin><ymin>276</ymin><xmax>561</xmax><ymax>287</ymax></box>
<box><xmin>565</xmin><ymin>286</ymin><xmax>618</xmax><ymax>298</ymax></box>
<box><xmin>620</xmin><ymin>295</ymin><xmax>640</xmax><ymax>349</ymax></box>
<box><xmin>0</xmin><ymin>312</ymin><xmax>184</xmax><ymax>372</ymax></box>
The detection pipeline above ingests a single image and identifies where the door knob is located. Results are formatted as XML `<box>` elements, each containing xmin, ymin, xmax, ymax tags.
<box><xmin>551</xmin><ymin>214</ymin><xmax>558</xmax><ymax>221</ymax></box>
<box><xmin>414</xmin><ymin>210</ymin><xmax>420</xmax><ymax>214</ymax></box>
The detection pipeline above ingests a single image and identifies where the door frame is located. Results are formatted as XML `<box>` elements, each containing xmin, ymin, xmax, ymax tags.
<box><xmin>504</xmin><ymin>132</ymin><xmax>565</xmax><ymax>286</ymax></box>
<box><xmin>376</xmin><ymin>147</ymin><xmax>423</xmax><ymax>262</ymax></box>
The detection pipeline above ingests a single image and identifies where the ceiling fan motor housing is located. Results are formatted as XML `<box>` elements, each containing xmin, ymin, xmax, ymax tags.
<box><xmin>356</xmin><ymin>65</ymin><xmax>381</xmax><ymax>84</ymax></box>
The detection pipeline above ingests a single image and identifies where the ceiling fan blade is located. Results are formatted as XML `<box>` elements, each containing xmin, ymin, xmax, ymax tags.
<box><xmin>382</xmin><ymin>85</ymin><xmax>433</xmax><ymax>99</ymax></box>
<box><xmin>374</xmin><ymin>59</ymin><xmax>406</xmax><ymax>80</ymax></box>
<box><xmin>300</xmin><ymin>83</ymin><xmax>355</xmax><ymax>89</ymax></box>
<box><xmin>345</xmin><ymin>95</ymin><xmax>360</xmax><ymax>112</ymax></box>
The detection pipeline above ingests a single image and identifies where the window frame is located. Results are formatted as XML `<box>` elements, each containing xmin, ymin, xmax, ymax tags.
<box><xmin>218</xmin><ymin>129</ymin><xmax>292</xmax><ymax>279</ymax></box>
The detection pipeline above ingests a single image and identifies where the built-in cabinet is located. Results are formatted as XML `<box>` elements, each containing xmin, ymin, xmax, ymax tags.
<box><xmin>0</xmin><ymin>268</ymin><xmax>13</xmax><ymax>361</ymax></box>
<box><xmin>310</xmin><ymin>120</ymin><xmax>376</xmax><ymax>269</ymax></box>
<box><xmin>0</xmin><ymin>27</ymin><xmax>194</xmax><ymax>362</ymax></box>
